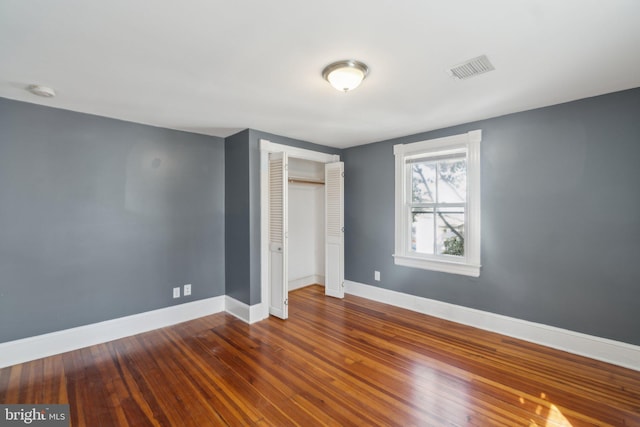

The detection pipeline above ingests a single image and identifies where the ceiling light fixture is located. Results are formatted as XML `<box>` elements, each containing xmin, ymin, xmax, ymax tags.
<box><xmin>27</xmin><ymin>85</ymin><xmax>56</xmax><ymax>98</ymax></box>
<box><xmin>322</xmin><ymin>60</ymin><xmax>369</xmax><ymax>92</ymax></box>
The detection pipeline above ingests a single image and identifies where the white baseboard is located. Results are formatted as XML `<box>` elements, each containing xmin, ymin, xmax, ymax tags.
<box><xmin>9</xmin><ymin>282</ymin><xmax>634</xmax><ymax>372</ymax></box>
<box><xmin>225</xmin><ymin>296</ymin><xmax>267</xmax><ymax>324</ymax></box>
<box><xmin>0</xmin><ymin>296</ymin><xmax>226</xmax><ymax>369</ymax></box>
<box><xmin>345</xmin><ymin>280</ymin><xmax>640</xmax><ymax>372</ymax></box>
<box><xmin>289</xmin><ymin>274</ymin><xmax>324</xmax><ymax>291</ymax></box>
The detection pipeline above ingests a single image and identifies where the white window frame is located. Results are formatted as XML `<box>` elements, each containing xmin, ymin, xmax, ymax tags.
<box><xmin>393</xmin><ymin>130</ymin><xmax>481</xmax><ymax>277</ymax></box>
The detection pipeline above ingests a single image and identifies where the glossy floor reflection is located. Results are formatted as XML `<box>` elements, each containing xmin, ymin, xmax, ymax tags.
<box><xmin>1</xmin><ymin>285</ymin><xmax>639</xmax><ymax>426</ymax></box>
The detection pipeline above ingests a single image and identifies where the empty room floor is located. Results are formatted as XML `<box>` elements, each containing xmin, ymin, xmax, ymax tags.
<box><xmin>1</xmin><ymin>285</ymin><xmax>639</xmax><ymax>426</ymax></box>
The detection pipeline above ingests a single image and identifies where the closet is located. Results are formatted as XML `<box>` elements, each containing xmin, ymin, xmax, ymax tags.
<box><xmin>263</xmin><ymin>141</ymin><xmax>343</xmax><ymax>320</ymax></box>
<box><xmin>287</xmin><ymin>158</ymin><xmax>325</xmax><ymax>292</ymax></box>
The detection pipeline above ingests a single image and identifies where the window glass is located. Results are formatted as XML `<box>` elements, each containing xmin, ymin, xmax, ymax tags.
<box><xmin>436</xmin><ymin>207</ymin><xmax>465</xmax><ymax>256</ymax></box>
<box><xmin>411</xmin><ymin>163</ymin><xmax>436</xmax><ymax>203</ymax></box>
<box><xmin>411</xmin><ymin>208</ymin><xmax>434</xmax><ymax>254</ymax></box>
<box><xmin>437</xmin><ymin>159</ymin><xmax>466</xmax><ymax>203</ymax></box>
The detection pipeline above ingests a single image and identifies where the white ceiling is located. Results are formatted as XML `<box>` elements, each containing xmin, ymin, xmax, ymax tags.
<box><xmin>1</xmin><ymin>1</ymin><xmax>639</xmax><ymax>149</ymax></box>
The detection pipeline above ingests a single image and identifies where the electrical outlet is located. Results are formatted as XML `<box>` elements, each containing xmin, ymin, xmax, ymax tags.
<box><xmin>173</xmin><ymin>287</ymin><xmax>180</xmax><ymax>298</ymax></box>
<box><xmin>184</xmin><ymin>284</ymin><xmax>192</xmax><ymax>296</ymax></box>
<box><xmin>374</xmin><ymin>271</ymin><xmax>381</xmax><ymax>281</ymax></box>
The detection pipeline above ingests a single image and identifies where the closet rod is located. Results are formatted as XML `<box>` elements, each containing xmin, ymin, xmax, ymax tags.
<box><xmin>288</xmin><ymin>178</ymin><xmax>325</xmax><ymax>185</ymax></box>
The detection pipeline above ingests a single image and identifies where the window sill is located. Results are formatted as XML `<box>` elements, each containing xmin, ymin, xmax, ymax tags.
<box><xmin>393</xmin><ymin>254</ymin><xmax>481</xmax><ymax>277</ymax></box>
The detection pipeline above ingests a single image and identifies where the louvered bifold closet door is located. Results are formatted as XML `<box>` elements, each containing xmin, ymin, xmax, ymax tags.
<box><xmin>268</xmin><ymin>152</ymin><xmax>288</xmax><ymax>319</ymax></box>
<box><xmin>325</xmin><ymin>161</ymin><xmax>344</xmax><ymax>298</ymax></box>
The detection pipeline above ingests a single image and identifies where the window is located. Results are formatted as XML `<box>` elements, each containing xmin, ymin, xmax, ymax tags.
<box><xmin>393</xmin><ymin>130</ymin><xmax>481</xmax><ymax>277</ymax></box>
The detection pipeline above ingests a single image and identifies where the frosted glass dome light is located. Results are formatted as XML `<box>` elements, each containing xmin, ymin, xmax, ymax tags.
<box><xmin>322</xmin><ymin>60</ymin><xmax>369</xmax><ymax>92</ymax></box>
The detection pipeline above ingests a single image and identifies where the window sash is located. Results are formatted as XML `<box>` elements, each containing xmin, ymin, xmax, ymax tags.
<box><xmin>407</xmin><ymin>154</ymin><xmax>467</xmax><ymax>203</ymax></box>
<box><xmin>405</xmin><ymin>149</ymin><xmax>468</xmax><ymax>259</ymax></box>
<box><xmin>408</xmin><ymin>205</ymin><xmax>466</xmax><ymax>257</ymax></box>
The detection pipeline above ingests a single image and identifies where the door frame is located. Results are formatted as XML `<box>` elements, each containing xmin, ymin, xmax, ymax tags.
<box><xmin>259</xmin><ymin>139</ymin><xmax>340</xmax><ymax>320</ymax></box>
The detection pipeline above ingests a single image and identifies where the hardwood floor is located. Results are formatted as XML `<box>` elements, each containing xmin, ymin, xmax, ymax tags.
<box><xmin>1</xmin><ymin>285</ymin><xmax>639</xmax><ymax>426</ymax></box>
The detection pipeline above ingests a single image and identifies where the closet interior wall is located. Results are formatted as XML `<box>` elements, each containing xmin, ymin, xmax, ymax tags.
<box><xmin>287</xmin><ymin>157</ymin><xmax>325</xmax><ymax>291</ymax></box>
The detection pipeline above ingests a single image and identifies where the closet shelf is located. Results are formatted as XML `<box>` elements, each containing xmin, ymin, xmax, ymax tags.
<box><xmin>288</xmin><ymin>177</ymin><xmax>325</xmax><ymax>185</ymax></box>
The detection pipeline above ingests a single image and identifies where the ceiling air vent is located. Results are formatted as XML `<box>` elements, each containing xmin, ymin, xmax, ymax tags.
<box><xmin>448</xmin><ymin>55</ymin><xmax>494</xmax><ymax>80</ymax></box>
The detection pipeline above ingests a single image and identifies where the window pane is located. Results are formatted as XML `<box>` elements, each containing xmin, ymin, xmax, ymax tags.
<box><xmin>437</xmin><ymin>159</ymin><xmax>467</xmax><ymax>203</ymax></box>
<box><xmin>436</xmin><ymin>208</ymin><xmax>465</xmax><ymax>256</ymax></box>
<box><xmin>411</xmin><ymin>163</ymin><xmax>436</xmax><ymax>203</ymax></box>
<box><xmin>411</xmin><ymin>209</ymin><xmax>434</xmax><ymax>254</ymax></box>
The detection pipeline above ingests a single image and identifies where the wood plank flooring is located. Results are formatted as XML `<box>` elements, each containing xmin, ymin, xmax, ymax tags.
<box><xmin>1</xmin><ymin>285</ymin><xmax>639</xmax><ymax>426</ymax></box>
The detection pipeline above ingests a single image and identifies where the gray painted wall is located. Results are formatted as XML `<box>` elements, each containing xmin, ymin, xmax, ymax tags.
<box><xmin>224</xmin><ymin>130</ymin><xmax>252</xmax><ymax>304</ymax></box>
<box><xmin>0</xmin><ymin>98</ymin><xmax>225</xmax><ymax>343</ymax></box>
<box><xmin>343</xmin><ymin>87</ymin><xmax>640</xmax><ymax>346</ymax></box>
<box><xmin>5</xmin><ymin>85</ymin><xmax>637</xmax><ymax>347</ymax></box>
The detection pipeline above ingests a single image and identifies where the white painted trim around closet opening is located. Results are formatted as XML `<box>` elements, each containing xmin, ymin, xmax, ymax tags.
<box><xmin>345</xmin><ymin>280</ymin><xmax>640</xmax><ymax>372</ymax></box>
<box><xmin>0</xmin><ymin>296</ymin><xmax>226</xmax><ymax>368</ymax></box>
<box><xmin>260</xmin><ymin>140</ymin><xmax>341</xmax><ymax>164</ymax></box>
<box><xmin>259</xmin><ymin>139</ymin><xmax>339</xmax><ymax>320</ymax></box>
